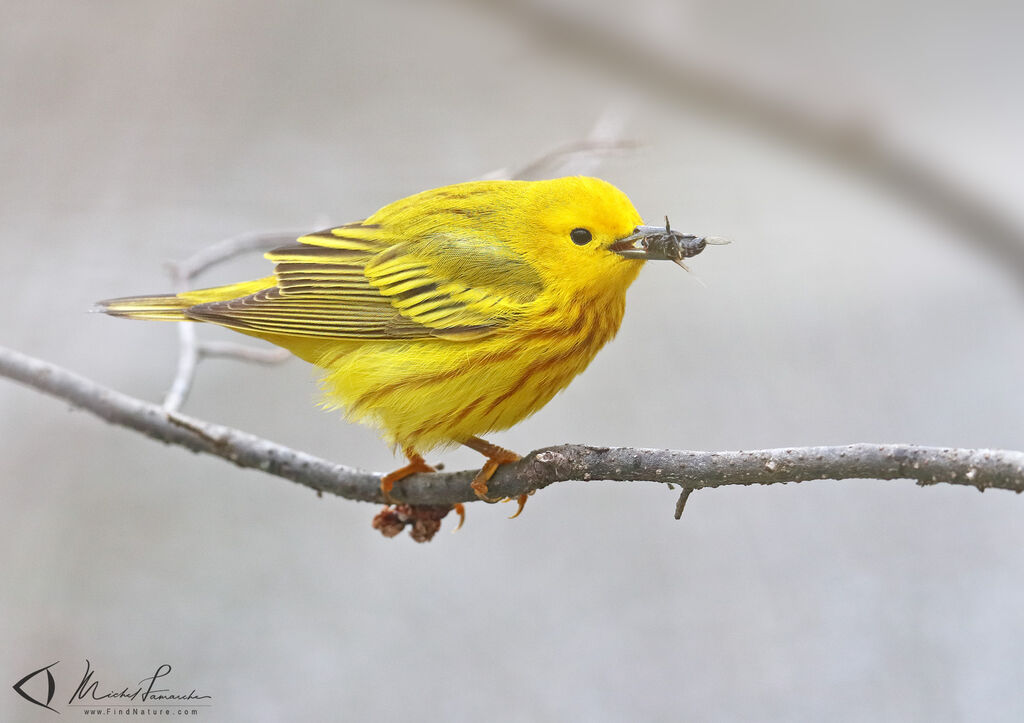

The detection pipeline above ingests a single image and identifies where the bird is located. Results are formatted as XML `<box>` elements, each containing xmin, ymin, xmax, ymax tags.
<box><xmin>98</xmin><ymin>176</ymin><xmax>720</xmax><ymax>523</ymax></box>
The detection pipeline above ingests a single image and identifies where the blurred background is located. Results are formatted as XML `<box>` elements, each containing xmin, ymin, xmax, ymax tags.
<box><xmin>3</xmin><ymin>0</ymin><xmax>1023</xmax><ymax>720</ymax></box>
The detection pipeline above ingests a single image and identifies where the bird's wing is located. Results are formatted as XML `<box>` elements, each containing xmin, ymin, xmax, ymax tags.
<box><xmin>185</xmin><ymin>223</ymin><xmax>543</xmax><ymax>340</ymax></box>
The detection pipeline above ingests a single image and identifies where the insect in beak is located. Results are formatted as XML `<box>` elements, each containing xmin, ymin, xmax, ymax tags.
<box><xmin>610</xmin><ymin>216</ymin><xmax>730</xmax><ymax>270</ymax></box>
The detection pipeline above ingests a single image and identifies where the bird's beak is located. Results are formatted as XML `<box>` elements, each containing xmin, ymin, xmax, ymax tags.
<box><xmin>610</xmin><ymin>220</ymin><xmax>729</xmax><ymax>269</ymax></box>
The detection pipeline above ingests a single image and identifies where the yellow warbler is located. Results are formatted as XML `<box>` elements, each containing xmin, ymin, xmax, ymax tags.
<box><xmin>99</xmin><ymin>176</ymin><xmax>717</xmax><ymax>514</ymax></box>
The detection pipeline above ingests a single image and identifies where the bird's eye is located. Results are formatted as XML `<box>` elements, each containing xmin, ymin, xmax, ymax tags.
<box><xmin>570</xmin><ymin>228</ymin><xmax>592</xmax><ymax>245</ymax></box>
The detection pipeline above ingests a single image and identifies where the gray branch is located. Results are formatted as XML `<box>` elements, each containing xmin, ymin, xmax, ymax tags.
<box><xmin>482</xmin><ymin>108</ymin><xmax>639</xmax><ymax>181</ymax></box>
<box><xmin>198</xmin><ymin>341</ymin><xmax>292</xmax><ymax>364</ymax></box>
<box><xmin>3</xmin><ymin>345</ymin><xmax>1022</xmax><ymax>509</ymax></box>
<box><xmin>162</xmin><ymin>320</ymin><xmax>198</xmax><ymax>412</ymax></box>
<box><xmin>169</xmin><ymin>230</ymin><xmax>308</xmax><ymax>280</ymax></box>
<box><xmin>161</xmin><ymin>230</ymin><xmax>308</xmax><ymax>411</ymax></box>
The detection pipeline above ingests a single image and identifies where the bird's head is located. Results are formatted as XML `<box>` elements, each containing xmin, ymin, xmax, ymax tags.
<box><xmin>511</xmin><ymin>176</ymin><xmax>722</xmax><ymax>297</ymax></box>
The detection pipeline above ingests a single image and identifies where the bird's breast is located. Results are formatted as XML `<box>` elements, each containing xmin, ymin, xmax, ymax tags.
<box><xmin>320</xmin><ymin>288</ymin><xmax>630</xmax><ymax>450</ymax></box>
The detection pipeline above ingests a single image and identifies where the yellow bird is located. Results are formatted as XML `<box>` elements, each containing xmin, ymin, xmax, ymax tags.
<box><xmin>99</xmin><ymin>176</ymin><xmax>718</xmax><ymax>518</ymax></box>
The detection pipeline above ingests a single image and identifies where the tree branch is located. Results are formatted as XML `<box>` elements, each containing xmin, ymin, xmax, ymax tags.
<box><xmin>161</xmin><ymin>230</ymin><xmax>307</xmax><ymax>411</ymax></box>
<box><xmin>3</xmin><ymin>345</ymin><xmax>1022</xmax><ymax>508</ymax></box>
<box><xmin>169</xmin><ymin>229</ymin><xmax>307</xmax><ymax>280</ymax></box>
<box><xmin>480</xmin><ymin>107</ymin><xmax>639</xmax><ymax>181</ymax></box>
<box><xmin>197</xmin><ymin>341</ymin><xmax>292</xmax><ymax>364</ymax></box>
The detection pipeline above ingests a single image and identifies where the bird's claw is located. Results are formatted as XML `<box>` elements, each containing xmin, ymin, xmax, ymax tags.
<box><xmin>507</xmin><ymin>492</ymin><xmax>531</xmax><ymax>519</ymax></box>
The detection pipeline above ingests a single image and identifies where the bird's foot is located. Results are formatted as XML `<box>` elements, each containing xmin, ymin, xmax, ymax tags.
<box><xmin>375</xmin><ymin>449</ymin><xmax>465</xmax><ymax>540</ymax></box>
<box><xmin>380</xmin><ymin>449</ymin><xmax>435</xmax><ymax>503</ymax></box>
<box><xmin>464</xmin><ymin>436</ymin><xmax>525</xmax><ymax>511</ymax></box>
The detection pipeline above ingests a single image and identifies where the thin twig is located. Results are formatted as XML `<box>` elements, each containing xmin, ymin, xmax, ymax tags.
<box><xmin>482</xmin><ymin>107</ymin><xmax>638</xmax><ymax>181</ymax></box>
<box><xmin>160</xmin><ymin>230</ymin><xmax>305</xmax><ymax>410</ymax></box>
<box><xmin>163</xmin><ymin>320</ymin><xmax>199</xmax><ymax>412</ymax></box>
<box><xmin>508</xmin><ymin>137</ymin><xmax>641</xmax><ymax>181</ymax></box>
<box><xmin>674</xmin><ymin>487</ymin><xmax>693</xmax><ymax>519</ymax></box>
<box><xmin>174</xmin><ymin>230</ymin><xmax>307</xmax><ymax>280</ymax></box>
<box><xmin>198</xmin><ymin>341</ymin><xmax>292</xmax><ymax>364</ymax></box>
<box><xmin>467</xmin><ymin>0</ymin><xmax>1024</xmax><ymax>288</ymax></box>
<box><xmin>3</xmin><ymin>346</ymin><xmax>1022</xmax><ymax>507</ymax></box>
<box><xmin>162</xmin><ymin>261</ymin><xmax>198</xmax><ymax>412</ymax></box>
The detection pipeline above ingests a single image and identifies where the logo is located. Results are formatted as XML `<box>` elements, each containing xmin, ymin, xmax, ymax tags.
<box><xmin>12</xmin><ymin>660</ymin><xmax>59</xmax><ymax>713</ymax></box>
<box><xmin>12</xmin><ymin>660</ymin><xmax>212</xmax><ymax>716</ymax></box>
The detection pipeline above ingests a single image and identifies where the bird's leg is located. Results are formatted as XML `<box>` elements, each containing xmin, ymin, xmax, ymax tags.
<box><xmin>463</xmin><ymin>436</ymin><xmax>528</xmax><ymax>516</ymax></box>
<box><xmin>381</xmin><ymin>448</ymin><xmax>435</xmax><ymax>502</ymax></box>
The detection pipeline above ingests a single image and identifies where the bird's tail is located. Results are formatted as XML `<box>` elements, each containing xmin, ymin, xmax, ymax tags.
<box><xmin>94</xmin><ymin>293</ymin><xmax>193</xmax><ymax>321</ymax></box>
<box><xmin>95</xmin><ymin>277</ymin><xmax>274</xmax><ymax>321</ymax></box>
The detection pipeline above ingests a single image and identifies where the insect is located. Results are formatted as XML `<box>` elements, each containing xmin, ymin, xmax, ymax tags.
<box><xmin>613</xmin><ymin>216</ymin><xmax>730</xmax><ymax>271</ymax></box>
<box><xmin>98</xmin><ymin>177</ymin><xmax>724</xmax><ymax>532</ymax></box>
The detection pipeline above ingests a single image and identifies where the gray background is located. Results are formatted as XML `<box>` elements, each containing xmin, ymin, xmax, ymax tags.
<box><xmin>3</xmin><ymin>1</ymin><xmax>1023</xmax><ymax>721</ymax></box>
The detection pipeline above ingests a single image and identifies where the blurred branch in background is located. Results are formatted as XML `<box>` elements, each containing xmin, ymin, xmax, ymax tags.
<box><xmin>161</xmin><ymin>231</ymin><xmax>304</xmax><ymax>411</ymax></box>
<box><xmin>467</xmin><ymin>0</ymin><xmax>1024</xmax><ymax>290</ymax></box>
<box><xmin>481</xmin><ymin>106</ymin><xmax>639</xmax><ymax>180</ymax></box>
<box><xmin>2</xmin><ymin>345</ymin><xmax>1022</xmax><ymax>540</ymax></box>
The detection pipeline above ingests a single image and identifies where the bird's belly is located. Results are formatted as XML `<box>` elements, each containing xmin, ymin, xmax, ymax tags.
<box><xmin>315</xmin><ymin>312</ymin><xmax>618</xmax><ymax>450</ymax></box>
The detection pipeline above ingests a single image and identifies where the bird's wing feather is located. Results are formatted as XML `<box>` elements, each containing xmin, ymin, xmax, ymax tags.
<box><xmin>185</xmin><ymin>224</ymin><xmax>543</xmax><ymax>340</ymax></box>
